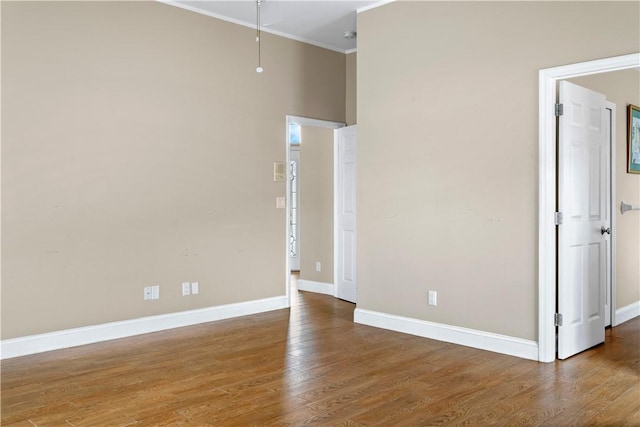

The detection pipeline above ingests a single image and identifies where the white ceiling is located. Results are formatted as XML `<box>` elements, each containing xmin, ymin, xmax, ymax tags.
<box><xmin>161</xmin><ymin>1</ymin><xmax>382</xmax><ymax>53</ymax></box>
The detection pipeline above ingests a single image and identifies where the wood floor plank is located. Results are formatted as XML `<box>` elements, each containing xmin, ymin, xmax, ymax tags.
<box><xmin>2</xmin><ymin>280</ymin><xmax>639</xmax><ymax>426</ymax></box>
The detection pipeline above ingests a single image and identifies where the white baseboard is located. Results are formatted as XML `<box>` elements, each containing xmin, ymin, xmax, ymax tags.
<box><xmin>0</xmin><ymin>296</ymin><xmax>289</xmax><ymax>360</ymax></box>
<box><xmin>297</xmin><ymin>279</ymin><xmax>334</xmax><ymax>296</ymax></box>
<box><xmin>614</xmin><ymin>300</ymin><xmax>640</xmax><ymax>326</ymax></box>
<box><xmin>354</xmin><ymin>308</ymin><xmax>539</xmax><ymax>361</ymax></box>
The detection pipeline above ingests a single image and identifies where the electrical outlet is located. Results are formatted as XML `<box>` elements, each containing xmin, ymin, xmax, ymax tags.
<box><xmin>428</xmin><ymin>290</ymin><xmax>437</xmax><ymax>306</ymax></box>
<box><xmin>191</xmin><ymin>282</ymin><xmax>199</xmax><ymax>295</ymax></box>
<box><xmin>182</xmin><ymin>282</ymin><xmax>191</xmax><ymax>296</ymax></box>
<box><xmin>315</xmin><ymin>261</ymin><xmax>321</xmax><ymax>272</ymax></box>
<box><xmin>144</xmin><ymin>286</ymin><xmax>152</xmax><ymax>300</ymax></box>
<box><xmin>151</xmin><ymin>285</ymin><xmax>160</xmax><ymax>300</ymax></box>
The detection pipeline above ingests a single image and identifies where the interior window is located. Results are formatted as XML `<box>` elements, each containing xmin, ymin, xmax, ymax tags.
<box><xmin>289</xmin><ymin>123</ymin><xmax>301</xmax><ymax>145</ymax></box>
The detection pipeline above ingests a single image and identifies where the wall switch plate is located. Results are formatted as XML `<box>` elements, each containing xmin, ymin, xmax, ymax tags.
<box><xmin>274</xmin><ymin>161</ymin><xmax>286</xmax><ymax>181</ymax></box>
<box><xmin>182</xmin><ymin>282</ymin><xmax>191</xmax><ymax>296</ymax></box>
<box><xmin>151</xmin><ymin>285</ymin><xmax>160</xmax><ymax>300</ymax></box>
<box><xmin>144</xmin><ymin>286</ymin><xmax>152</xmax><ymax>300</ymax></box>
<box><xmin>315</xmin><ymin>261</ymin><xmax>321</xmax><ymax>272</ymax></box>
<box><xmin>428</xmin><ymin>290</ymin><xmax>437</xmax><ymax>306</ymax></box>
<box><xmin>191</xmin><ymin>282</ymin><xmax>199</xmax><ymax>295</ymax></box>
<box><xmin>276</xmin><ymin>196</ymin><xmax>286</xmax><ymax>209</ymax></box>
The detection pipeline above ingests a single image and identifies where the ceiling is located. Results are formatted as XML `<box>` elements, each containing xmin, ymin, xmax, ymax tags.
<box><xmin>161</xmin><ymin>1</ymin><xmax>382</xmax><ymax>53</ymax></box>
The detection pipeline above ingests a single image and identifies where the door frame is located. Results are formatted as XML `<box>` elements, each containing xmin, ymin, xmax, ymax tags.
<box><xmin>284</xmin><ymin>116</ymin><xmax>345</xmax><ymax>307</ymax></box>
<box><xmin>605</xmin><ymin>101</ymin><xmax>616</xmax><ymax>328</ymax></box>
<box><xmin>538</xmin><ymin>53</ymin><xmax>640</xmax><ymax>363</ymax></box>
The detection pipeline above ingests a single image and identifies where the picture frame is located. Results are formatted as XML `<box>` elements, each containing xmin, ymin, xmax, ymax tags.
<box><xmin>628</xmin><ymin>104</ymin><xmax>640</xmax><ymax>174</ymax></box>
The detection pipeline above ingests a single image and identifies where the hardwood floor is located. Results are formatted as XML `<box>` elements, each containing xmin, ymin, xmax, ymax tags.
<box><xmin>2</xmin><ymin>280</ymin><xmax>639</xmax><ymax>426</ymax></box>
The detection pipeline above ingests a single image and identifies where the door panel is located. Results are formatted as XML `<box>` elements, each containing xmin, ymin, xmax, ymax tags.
<box><xmin>558</xmin><ymin>81</ymin><xmax>608</xmax><ymax>360</ymax></box>
<box><xmin>336</xmin><ymin>125</ymin><xmax>357</xmax><ymax>303</ymax></box>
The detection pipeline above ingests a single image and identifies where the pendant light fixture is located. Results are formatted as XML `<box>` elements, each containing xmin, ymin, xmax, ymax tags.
<box><xmin>255</xmin><ymin>0</ymin><xmax>263</xmax><ymax>73</ymax></box>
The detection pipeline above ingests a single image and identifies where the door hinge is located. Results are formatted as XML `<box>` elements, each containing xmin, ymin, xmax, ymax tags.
<box><xmin>555</xmin><ymin>103</ymin><xmax>564</xmax><ymax>117</ymax></box>
<box><xmin>554</xmin><ymin>212</ymin><xmax>563</xmax><ymax>225</ymax></box>
<box><xmin>554</xmin><ymin>313</ymin><xmax>563</xmax><ymax>327</ymax></box>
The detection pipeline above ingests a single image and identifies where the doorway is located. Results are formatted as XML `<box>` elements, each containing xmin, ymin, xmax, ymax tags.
<box><xmin>284</xmin><ymin>116</ymin><xmax>344</xmax><ymax>308</ymax></box>
<box><xmin>538</xmin><ymin>53</ymin><xmax>640</xmax><ymax>362</ymax></box>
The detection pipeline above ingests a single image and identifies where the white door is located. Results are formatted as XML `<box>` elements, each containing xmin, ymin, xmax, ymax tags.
<box><xmin>557</xmin><ymin>81</ymin><xmax>610</xmax><ymax>359</ymax></box>
<box><xmin>336</xmin><ymin>126</ymin><xmax>357</xmax><ymax>303</ymax></box>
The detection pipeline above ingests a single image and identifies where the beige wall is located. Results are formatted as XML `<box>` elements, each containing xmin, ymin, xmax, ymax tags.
<box><xmin>1</xmin><ymin>1</ymin><xmax>345</xmax><ymax>339</ymax></box>
<box><xmin>299</xmin><ymin>126</ymin><xmax>334</xmax><ymax>284</ymax></box>
<box><xmin>569</xmin><ymin>71</ymin><xmax>640</xmax><ymax>309</ymax></box>
<box><xmin>357</xmin><ymin>1</ymin><xmax>639</xmax><ymax>340</ymax></box>
<box><xmin>346</xmin><ymin>52</ymin><xmax>357</xmax><ymax>126</ymax></box>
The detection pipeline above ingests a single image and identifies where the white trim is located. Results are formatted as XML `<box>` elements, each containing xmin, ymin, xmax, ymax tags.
<box><xmin>607</xmin><ymin>101</ymin><xmax>617</xmax><ymax>328</ymax></box>
<box><xmin>287</xmin><ymin>116</ymin><xmax>344</xmax><ymax>130</ymax></box>
<box><xmin>0</xmin><ymin>296</ymin><xmax>288</xmax><ymax>360</ymax></box>
<box><xmin>357</xmin><ymin>0</ymin><xmax>395</xmax><ymax>14</ymax></box>
<box><xmin>297</xmin><ymin>279</ymin><xmax>334</xmax><ymax>296</ymax></box>
<box><xmin>538</xmin><ymin>53</ymin><xmax>640</xmax><ymax>363</ymax></box>
<box><xmin>334</xmin><ymin>128</ymin><xmax>340</xmax><ymax>299</ymax></box>
<box><xmin>345</xmin><ymin>48</ymin><xmax>357</xmax><ymax>55</ymax></box>
<box><xmin>614</xmin><ymin>301</ymin><xmax>640</xmax><ymax>326</ymax></box>
<box><xmin>157</xmin><ymin>0</ymin><xmax>352</xmax><ymax>54</ymax></box>
<box><xmin>354</xmin><ymin>309</ymin><xmax>539</xmax><ymax>361</ymax></box>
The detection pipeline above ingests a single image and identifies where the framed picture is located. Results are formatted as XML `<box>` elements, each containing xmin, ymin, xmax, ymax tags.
<box><xmin>628</xmin><ymin>104</ymin><xmax>640</xmax><ymax>174</ymax></box>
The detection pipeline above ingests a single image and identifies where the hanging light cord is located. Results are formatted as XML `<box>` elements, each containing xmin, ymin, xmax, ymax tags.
<box><xmin>256</xmin><ymin>0</ymin><xmax>263</xmax><ymax>73</ymax></box>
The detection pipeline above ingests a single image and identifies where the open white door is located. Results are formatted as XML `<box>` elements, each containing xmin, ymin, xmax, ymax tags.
<box><xmin>557</xmin><ymin>81</ymin><xmax>609</xmax><ymax>359</ymax></box>
<box><xmin>336</xmin><ymin>125</ymin><xmax>357</xmax><ymax>303</ymax></box>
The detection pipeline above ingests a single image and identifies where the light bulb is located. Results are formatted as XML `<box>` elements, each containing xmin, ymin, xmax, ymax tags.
<box><xmin>256</xmin><ymin>66</ymin><xmax>264</xmax><ymax>73</ymax></box>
